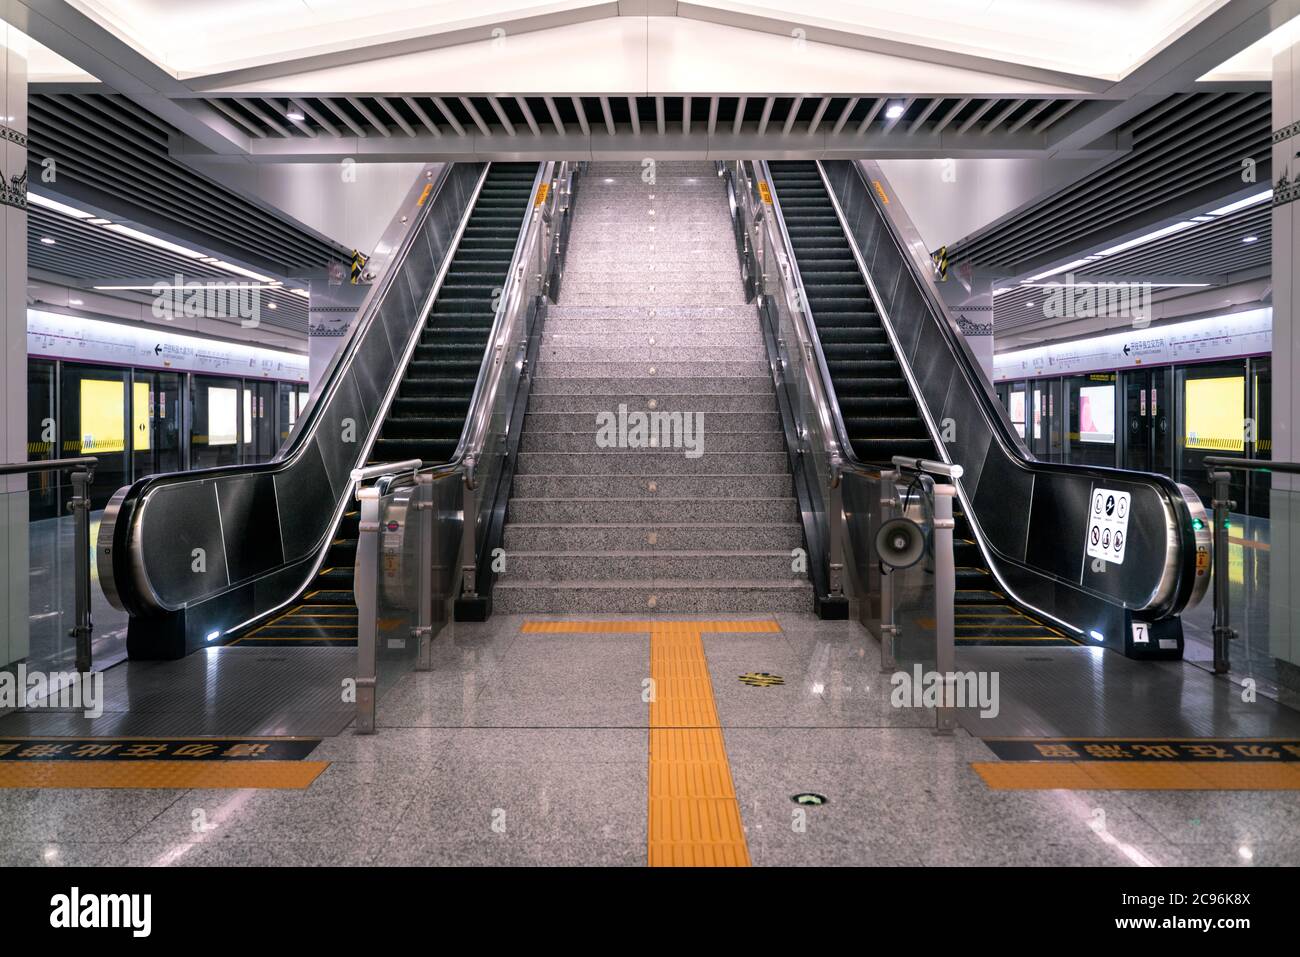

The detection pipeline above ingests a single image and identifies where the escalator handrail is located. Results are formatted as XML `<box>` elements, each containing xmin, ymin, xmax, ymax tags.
<box><xmin>382</xmin><ymin>161</ymin><xmax>565</xmax><ymax>510</ymax></box>
<box><xmin>455</xmin><ymin>161</ymin><xmax>551</xmax><ymax>489</ymax></box>
<box><xmin>104</xmin><ymin>163</ymin><xmax>490</xmax><ymax>617</ymax></box>
<box><xmin>821</xmin><ymin>159</ymin><xmax>1203</xmax><ymax>617</ymax></box>
<box><xmin>752</xmin><ymin>160</ymin><xmax>885</xmax><ymax>485</ymax></box>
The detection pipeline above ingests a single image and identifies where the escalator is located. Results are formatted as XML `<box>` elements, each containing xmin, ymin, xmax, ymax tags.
<box><xmin>99</xmin><ymin>162</ymin><xmax>543</xmax><ymax>658</ymax></box>
<box><xmin>768</xmin><ymin>161</ymin><xmax>1068</xmax><ymax>646</ymax></box>
<box><xmin>235</xmin><ymin>163</ymin><xmax>538</xmax><ymax>647</ymax></box>
<box><xmin>763</xmin><ymin>160</ymin><xmax>1209</xmax><ymax>655</ymax></box>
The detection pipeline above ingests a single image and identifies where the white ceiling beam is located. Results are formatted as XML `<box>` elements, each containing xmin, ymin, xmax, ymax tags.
<box><xmin>240</xmin><ymin>98</ymin><xmax>293</xmax><ymax>137</ymax></box>
<box><xmin>460</xmin><ymin>97</ymin><xmax>492</xmax><ymax>137</ymax></box>
<box><xmin>882</xmin><ymin>96</ymin><xmax>914</xmax><ymax>134</ymax></box>
<box><xmin>206</xmin><ymin>98</ymin><xmax>266</xmax><ymax>138</ymax></box>
<box><xmin>782</xmin><ymin>95</ymin><xmax>804</xmax><ymax>135</ymax></box>
<box><xmin>544</xmin><ymin>96</ymin><xmax>566</xmax><ymax>136</ymax></box>
<box><xmin>322</xmin><ymin>97</ymin><xmax>368</xmax><ymax>137</ymax></box>
<box><xmin>404</xmin><ymin>97</ymin><xmax>442</xmax><ymax>137</ymax></box>
<box><xmin>599</xmin><ymin>96</ymin><xmax>616</xmax><ymax>136</ymax></box>
<box><xmin>830</xmin><ymin>97</ymin><xmax>859</xmax><ymax>135</ymax></box>
<box><xmin>488</xmin><ymin>97</ymin><xmax>516</xmax><ymax>136</ymax></box>
<box><xmin>757</xmin><ymin>97</ymin><xmax>775</xmax><ymax>136</ymax></box>
<box><xmin>906</xmin><ymin>97</ymin><xmax>943</xmax><ymax>134</ymax></box>
<box><xmin>932</xmin><ymin>97</ymin><xmax>970</xmax><ymax>135</ymax></box>
<box><xmin>655</xmin><ymin>96</ymin><xmax>665</xmax><ymax>135</ymax></box>
<box><xmin>627</xmin><ymin>96</ymin><xmax>640</xmax><ymax>135</ymax></box>
<box><xmin>955</xmin><ymin>99</ymin><xmax>997</xmax><ymax>135</ymax></box>
<box><xmin>277</xmin><ymin>99</ymin><xmax>318</xmax><ymax>137</ymax></box>
<box><xmin>683</xmin><ymin>95</ymin><xmax>692</xmax><ymax>135</ymax></box>
<box><xmin>707</xmin><ymin>96</ymin><xmax>719</xmax><ymax>137</ymax></box>
<box><xmin>856</xmin><ymin>98</ymin><xmax>885</xmax><ymax>134</ymax></box>
<box><xmin>982</xmin><ymin>98</ymin><xmax>1025</xmax><ymax>135</ymax></box>
<box><xmin>516</xmin><ymin>97</ymin><xmax>541</xmax><ymax>137</ymax></box>
<box><xmin>348</xmin><ymin>96</ymin><xmax>392</xmax><ymax>137</ymax></box>
<box><xmin>1005</xmin><ymin>99</ymin><xmax>1052</xmax><ymax>135</ymax></box>
<box><xmin>432</xmin><ymin>97</ymin><xmax>467</xmax><ymax>136</ymax></box>
<box><xmin>571</xmin><ymin>97</ymin><xmax>590</xmax><ymax>136</ymax></box>
<box><xmin>293</xmin><ymin>98</ymin><xmax>340</xmax><ymax>136</ymax></box>
<box><xmin>733</xmin><ymin>95</ymin><xmax>748</xmax><ymax>135</ymax></box>
<box><xmin>378</xmin><ymin>98</ymin><xmax>418</xmax><ymax>137</ymax></box>
<box><xmin>806</xmin><ymin>97</ymin><xmax>831</xmax><ymax>136</ymax></box>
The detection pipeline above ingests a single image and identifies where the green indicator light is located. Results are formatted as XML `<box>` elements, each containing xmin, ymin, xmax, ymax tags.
<box><xmin>1191</xmin><ymin>518</ymin><xmax>1205</xmax><ymax>531</ymax></box>
<box><xmin>1223</xmin><ymin>520</ymin><xmax>1231</xmax><ymax>530</ymax></box>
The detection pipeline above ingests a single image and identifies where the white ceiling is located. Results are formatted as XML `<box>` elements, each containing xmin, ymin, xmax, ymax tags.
<box><xmin>1199</xmin><ymin>12</ymin><xmax>1300</xmax><ymax>81</ymax></box>
<box><xmin>66</xmin><ymin>0</ymin><xmax>1231</xmax><ymax>85</ymax></box>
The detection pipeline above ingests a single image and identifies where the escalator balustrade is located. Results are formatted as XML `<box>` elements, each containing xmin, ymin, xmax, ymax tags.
<box><xmin>236</xmin><ymin>163</ymin><xmax>538</xmax><ymax>647</ymax></box>
<box><xmin>768</xmin><ymin>161</ymin><xmax>1072</xmax><ymax>647</ymax></box>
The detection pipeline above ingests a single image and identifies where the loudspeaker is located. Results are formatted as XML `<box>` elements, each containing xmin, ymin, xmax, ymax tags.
<box><xmin>875</xmin><ymin>518</ymin><xmax>925</xmax><ymax>569</ymax></box>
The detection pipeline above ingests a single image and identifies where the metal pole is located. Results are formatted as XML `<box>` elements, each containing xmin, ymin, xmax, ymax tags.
<box><xmin>1209</xmin><ymin>468</ymin><xmax>1236</xmax><ymax>674</ymax></box>
<box><xmin>414</xmin><ymin>474</ymin><xmax>435</xmax><ymax>671</ymax></box>
<box><xmin>460</xmin><ymin>475</ymin><xmax>478</xmax><ymax>598</ymax></box>
<box><xmin>69</xmin><ymin>468</ymin><xmax>94</xmax><ymax>674</ymax></box>
<box><xmin>828</xmin><ymin>467</ymin><xmax>845</xmax><ymax>599</ymax></box>
<box><xmin>933</xmin><ymin>482</ymin><xmax>957</xmax><ymax>735</ymax></box>
<box><xmin>879</xmin><ymin>469</ymin><xmax>898</xmax><ymax>673</ymax></box>
<box><xmin>354</xmin><ymin>485</ymin><xmax>381</xmax><ymax>733</ymax></box>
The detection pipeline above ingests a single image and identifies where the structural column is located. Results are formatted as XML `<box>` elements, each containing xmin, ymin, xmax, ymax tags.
<box><xmin>1271</xmin><ymin>39</ymin><xmax>1299</xmax><ymax>680</ymax></box>
<box><xmin>0</xmin><ymin>21</ymin><xmax>26</xmax><ymax>666</ymax></box>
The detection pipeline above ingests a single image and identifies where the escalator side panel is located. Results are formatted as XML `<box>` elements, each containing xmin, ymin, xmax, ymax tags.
<box><xmin>115</xmin><ymin>164</ymin><xmax>504</xmax><ymax>657</ymax></box>
<box><xmin>810</xmin><ymin>158</ymin><xmax>1200</xmax><ymax>650</ymax></box>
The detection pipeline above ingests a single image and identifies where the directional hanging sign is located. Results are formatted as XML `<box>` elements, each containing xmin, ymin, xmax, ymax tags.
<box><xmin>1086</xmin><ymin>487</ymin><xmax>1131</xmax><ymax>565</ymax></box>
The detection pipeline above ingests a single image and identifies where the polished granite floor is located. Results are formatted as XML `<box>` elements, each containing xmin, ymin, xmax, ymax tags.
<box><xmin>4</xmin><ymin>611</ymin><xmax>1299</xmax><ymax>867</ymax></box>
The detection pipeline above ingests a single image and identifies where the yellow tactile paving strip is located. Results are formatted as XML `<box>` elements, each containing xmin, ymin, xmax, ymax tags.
<box><xmin>523</xmin><ymin>618</ymin><xmax>780</xmax><ymax>866</ymax></box>
<box><xmin>0</xmin><ymin>760</ymin><xmax>329</xmax><ymax>789</ymax></box>
<box><xmin>972</xmin><ymin>761</ymin><xmax>1300</xmax><ymax>790</ymax></box>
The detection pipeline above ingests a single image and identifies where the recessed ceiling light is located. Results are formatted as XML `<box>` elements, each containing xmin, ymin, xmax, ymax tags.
<box><xmin>286</xmin><ymin>111</ymin><xmax>306</xmax><ymax>122</ymax></box>
<box><xmin>39</xmin><ymin>236</ymin><xmax>55</xmax><ymax>245</ymax></box>
<box><xmin>68</xmin><ymin>298</ymin><xmax>83</xmax><ymax>306</ymax></box>
<box><xmin>1242</xmin><ymin>235</ymin><xmax>1259</xmax><ymax>243</ymax></box>
<box><xmin>267</xmin><ymin>302</ymin><xmax>277</xmax><ymax>309</ymax></box>
<box><xmin>1026</xmin><ymin>301</ymin><xmax>1035</xmax><ymax>307</ymax></box>
<box><xmin>884</xmin><ymin>103</ymin><xmax>905</xmax><ymax>119</ymax></box>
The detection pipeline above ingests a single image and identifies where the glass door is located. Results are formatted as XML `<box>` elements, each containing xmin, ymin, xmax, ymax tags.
<box><xmin>27</xmin><ymin>359</ymin><xmax>60</xmax><ymax>520</ymax></box>
<box><xmin>132</xmin><ymin>370</ymin><xmax>184</xmax><ymax>480</ymax></box>
<box><xmin>243</xmin><ymin>380</ymin><xmax>277</xmax><ymax>463</ymax></box>
<box><xmin>1175</xmin><ymin>361</ymin><xmax>1247</xmax><ymax>509</ymax></box>
<box><xmin>1064</xmin><ymin>373</ymin><xmax>1117</xmax><ymax>468</ymax></box>
<box><xmin>190</xmin><ymin>375</ymin><xmax>243</xmax><ymax>469</ymax></box>
<box><xmin>60</xmin><ymin>363</ymin><xmax>130</xmax><ymax>508</ymax></box>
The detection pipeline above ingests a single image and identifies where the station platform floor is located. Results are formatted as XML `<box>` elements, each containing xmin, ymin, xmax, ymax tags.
<box><xmin>2</xmin><ymin>612</ymin><xmax>1299</xmax><ymax>867</ymax></box>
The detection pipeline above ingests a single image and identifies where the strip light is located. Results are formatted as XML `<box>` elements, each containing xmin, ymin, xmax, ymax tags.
<box><xmin>28</xmin><ymin>191</ymin><xmax>302</xmax><ymax>294</ymax></box>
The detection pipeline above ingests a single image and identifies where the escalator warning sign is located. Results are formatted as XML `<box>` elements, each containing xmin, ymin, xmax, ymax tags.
<box><xmin>534</xmin><ymin>183</ymin><xmax>549</xmax><ymax>206</ymax></box>
<box><xmin>1086</xmin><ymin>488</ymin><xmax>1131</xmax><ymax>565</ymax></box>
<box><xmin>758</xmin><ymin>181</ymin><xmax>772</xmax><ymax>205</ymax></box>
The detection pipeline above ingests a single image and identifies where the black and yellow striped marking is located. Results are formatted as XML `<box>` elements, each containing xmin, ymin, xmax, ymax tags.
<box><xmin>0</xmin><ymin>737</ymin><xmax>327</xmax><ymax>789</ymax></box>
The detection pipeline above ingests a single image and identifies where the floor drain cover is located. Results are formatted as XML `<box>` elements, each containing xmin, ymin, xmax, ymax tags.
<box><xmin>738</xmin><ymin>672</ymin><xmax>785</xmax><ymax>687</ymax></box>
<box><xmin>792</xmin><ymin>793</ymin><xmax>827</xmax><ymax>806</ymax></box>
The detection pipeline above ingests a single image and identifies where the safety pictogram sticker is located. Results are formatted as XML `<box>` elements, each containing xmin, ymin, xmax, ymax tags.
<box><xmin>1086</xmin><ymin>487</ymin><xmax>1131</xmax><ymax>565</ymax></box>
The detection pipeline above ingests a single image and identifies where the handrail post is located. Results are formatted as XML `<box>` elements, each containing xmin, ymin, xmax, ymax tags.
<box><xmin>933</xmin><ymin>482</ymin><xmax>957</xmax><ymax>735</ymax></box>
<box><xmin>414</xmin><ymin>473</ymin><xmax>435</xmax><ymax>671</ymax></box>
<box><xmin>827</xmin><ymin>461</ymin><xmax>845</xmax><ymax>599</ymax></box>
<box><xmin>460</xmin><ymin>471</ymin><xmax>478</xmax><ymax>599</ymax></box>
<box><xmin>1208</xmin><ymin>468</ymin><xmax>1236</xmax><ymax>674</ymax></box>
<box><xmin>879</xmin><ymin>468</ymin><xmax>898</xmax><ymax>673</ymax></box>
<box><xmin>69</xmin><ymin>467</ymin><xmax>95</xmax><ymax>674</ymax></box>
<box><xmin>354</xmin><ymin>484</ymin><xmax>381</xmax><ymax>733</ymax></box>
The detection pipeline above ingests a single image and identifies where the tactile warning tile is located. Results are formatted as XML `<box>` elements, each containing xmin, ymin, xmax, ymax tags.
<box><xmin>0</xmin><ymin>760</ymin><xmax>329</xmax><ymax>789</ymax></box>
<box><xmin>972</xmin><ymin>761</ymin><xmax>1300</xmax><ymax>790</ymax></box>
<box><xmin>522</xmin><ymin>619</ymin><xmax>779</xmax><ymax>867</ymax></box>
